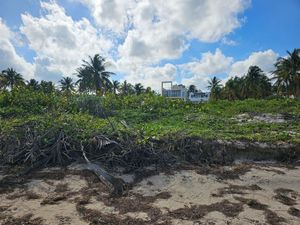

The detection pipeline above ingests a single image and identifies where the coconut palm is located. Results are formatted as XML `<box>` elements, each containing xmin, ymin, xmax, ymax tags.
<box><xmin>223</xmin><ymin>77</ymin><xmax>243</xmax><ymax>100</ymax></box>
<box><xmin>207</xmin><ymin>76</ymin><xmax>222</xmax><ymax>100</ymax></box>
<box><xmin>76</xmin><ymin>67</ymin><xmax>93</xmax><ymax>93</ymax></box>
<box><xmin>120</xmin><ymin>80</ymin><xmax>134</xmax><ymax>95</ymax></box>
<box><xmin>40</xmin><ymin>80</ymin><xmax>56</xmax><ymax>94</ymax></box>
<box><xmin>59</xmin><ymin>77</ymin><xmax>75</xmax><ymax>94</ymax></box>
<box><xmin>242</xmin><ymin>66</ymin><xmax>272</xmax><ymax>99</ymax></box>
<box><xmin>134</xmin><ymin>83</ymin><xmax>145</xmax><ymax>95</ymax></box>
<box><xmin>27</xmin><ymin>79</ymin><xmax>40</xmax><ymax>91</ymax></box>
<box><xmin>112</xmin><ymin>80</ymin><xmax>120</xmax><ymax>94</ymax></box>
<box><xmin>77</xmin><ymin>54</ymin><xmax>114</xmax><ymax>95</ymax></box>
<box><xmin>1</xmin><ymin>68</ymin><xmax>24</xmax><ymax>90</ymax></box>
<box><xmin>273</xmin><ymin>49</ymin><xmax>300</xmax><ymax>100</ymax></box>
<box><xmin>145</xmin><ymin>86</ymin><xmax>154</xmax><ymax>94</ymax></box>
<box><xmin>188</xmin><ymin>85</ymin><xmax>196</xmax><ymax>94</ymax></box>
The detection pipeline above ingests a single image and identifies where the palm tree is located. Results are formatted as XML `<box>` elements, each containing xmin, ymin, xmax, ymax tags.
<box><xmin>207</xmin><ymin>76</ymin><xmax>222</xmax><ymax>100</ymax></box>
<box><xmin>40</xmin><ymin>80</ymin><xmax>56</xmax><ymax>94</ymax></box>
<box><xmin>112</xmin><ymin>80</ymin><xmax>120</xmax><ymax>94</ymax></box>
<box><xmin>134</xmin><ymin>83</ymin><xmax>145</xmax><ymax>95</ymax></box>
<box><xmin>273</xmin><ymin>49</ymin><xmax>300</xmax><ymax>100</ymax></box>
<box><xmin>145</xmin><ymin>86</ymin><xmax>154</xmax><ymax>94</ymax></box>
<box><xmin>27</xmin><ymin>79</ymin><xmax>40</xmax><ymax>91</ymax></box>
<box><xmin>223</xmin><ymin>77</ymin><xmax>243</xmax><ymax>100</ymax></box>
<box><xmin>242</xmin><ymin>66</ymin><xmax>271</xmax><ymax>99</ymax></box>
<box><xmin>77</xmin><ymin>54</ymin><xmax>114</xmax><ymax>95</ymax></box>
<box><xmin>76</xmin><ymin>67</ymin><xmax>93</xmax><ymax>93</ymax></box>
<box><xmin>188</xmin><ymin>85</ymin><xmax>196</xmax><ymax>94</ymax></box>
<box><xmin>59</xmin><ymin>77</ymin><xmax>75</xmax><ymax>94</ymax></box>
<box><xmin>120</xmin><ymin>80</ymin><xmax>134</xmax><ymax>95</ymax></box>
<box><xmin>1</xmin><ymin>68</ymin><xmax>24</xmax><ymax>90</ymax></box>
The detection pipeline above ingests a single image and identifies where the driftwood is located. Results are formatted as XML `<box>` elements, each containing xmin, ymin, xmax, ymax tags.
<box><xmin>81</xmin><ymin>146</ymin><xmax>127</xmax><ymax>196</ymax></box>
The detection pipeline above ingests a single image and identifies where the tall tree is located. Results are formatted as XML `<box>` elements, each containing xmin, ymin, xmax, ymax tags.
<box><xmin>112</xmin><ymin>80</ymin><xmax>120</xmax><ymax>94</ymax></box>
<box><xmin>59</xmin><ymin>77</ymin><xmax>75</xmax><ymax>94</ymax></box>
<box><xmin>76</xmin><ymin>67</ymin><xmax>93</xmax><ymax>93</ymax></box>
<box><xmin>242</xmin><ymin>66</ymin><xmax>272</xmax><ymax>99</ymax></box>
<box><xmin>1</xmin><ymin>68</ymin><xmax>24</xmax><ymax>90</ymax></box>
<box><xmin>145</xmin><ymin>86</ymin><xmax>154</xmax><ymax>94</ymax></box>
<box><xmin>120</xmin><ymin>80</ymin><xmax>134</xmax><ymax>95</ymax></box>
<box><xmin>207</xmin><ymin>76</ymin><xmax>222</xmax><ymax>100</ymax></box>
<box><xmin>26</xmin><ymin>79</ymin><xmax>40</xmax><ymax>91</ymax></box>
<box><xmin>188</xmin><ymin>85</ymin><xmax>196</xmax><ymax>95</ymax></box>
<box><xmin>77</xmin><ymin>54</ymin><xmax>114</xmax><ymax>95</ymax></box>
<box><xmin>134</xmin><ymin>83</ymin><xmax>145</xmax><ymax>95</ymax></box>
<box><xmin>223</xmin><ymin>77</ymin><xmax>244</xmax><ymax>100</ymax></box>
<box><xmin>40</xmin><ymin>80</ymin><xmax>56</xmax><ymax>94</ymax></box>
<box><xmin>273</xmin><ymin>49</ymin><xmax>300</xmax><ymax>100</ymax></box>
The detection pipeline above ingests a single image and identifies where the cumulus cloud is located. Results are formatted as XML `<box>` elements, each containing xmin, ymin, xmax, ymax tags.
<box><xmin>118</xmin><ymin>61</ymin><xmax>177</xmax><ymax>92</ymax></box>
<box><xmin>77</xmin><ymin>0</ymin><xmax>135</xmax><ymax>34</ymax></box>
<box><xmin>181</xmin><ymin>49</ymin><xmax>233</xmax><ymax>90</ymax></box>
<box><xmin>79</xmin><ymin>0</ymin><xmax>250</xmax><ymax>63</ymax></box>
<box><xmin>1</xmin><ymin>0</ymin><xmax>255</xmax><ymax>89</ymax></box>
<box><xmin>179</xmin><ymin>49</ymin><xmax>279</xmax><ymax>91</ymax></box>
<box><xmin>20</xmin><ymin>1</ymin><xmax>113</xmax><ymax>81</ymax></box>
<box><xmin>229</xmin><ymin>49</ymin><xmax>278</xmax><ymax>78</ymax></box>
<box><xmin>0</xmin><ymin>18</ymin><xmax>34</xmax><ymax>79</ymax></box>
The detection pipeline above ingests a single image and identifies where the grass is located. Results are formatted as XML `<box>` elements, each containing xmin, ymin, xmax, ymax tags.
<box><xmin>111</xmin><ymin>98</ymin><xmax>300</xmax><ymax>142</ymax></box>
<box><xmin>1</xmin><ymin>89</ymin><xmax>300</xmax><ymax>143</ymax></box>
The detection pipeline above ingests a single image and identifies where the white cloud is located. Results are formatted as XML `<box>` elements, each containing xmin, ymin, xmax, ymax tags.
<box><xmin>79</xmin><ymin>0</ymin><xmax>250</xmax><ymax>64</ymax></box>
<box><xmin>0</xmin><ymin>18</ymin><xmax>35</xmax><ymax>80</ymax></box>
<box><xmin>181</xmin><ymin>49</ymin><xmax>233</xmax><ymax>90</ymax></box>
<box><xmin>179</xmin><ymin>49</ymin><xmax>279</xmax><ymax>91</ymax></box>
<box><xmin>20</xmin><ymin>1</ymin><xmax>113</xmax><ymax>81</ymax></box>
<box><xmin>118</xmin><ymin>62</ymin><xmax>177</xmax><ymax>92</ymax></box>
<box><xmin>1</xmin><ymin>0</ymin><xmax>255</xmax><ymax>89</ymax></box>
<box><xmin>77</xmin><ymin>0</ymin><xmax>135</xmax><ymax>34</ymax></box>
<box><xmin>221</xmin><ymin>37</ymin><xmax>238</xmax><ymax>46</ymax></box>
<box><xmin>229</xmin><ymin>49</ymin><xmax>278</xmax><ymax>77</ymax></box>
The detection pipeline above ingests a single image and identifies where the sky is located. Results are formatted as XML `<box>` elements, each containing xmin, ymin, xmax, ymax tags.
<box><xmin>0</xmin><ymin>0</ymin><xmax>299</xmax><ymax>92</ymax></box>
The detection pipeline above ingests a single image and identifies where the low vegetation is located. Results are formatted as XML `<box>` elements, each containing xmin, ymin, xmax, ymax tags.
<box><xmin>0</xmin><ymin>49</ymin><xmax>299</xmax><ymax>172</ymax></box>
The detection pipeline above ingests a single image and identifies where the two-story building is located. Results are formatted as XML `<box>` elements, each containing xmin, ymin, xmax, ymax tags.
<box><xmin>161</xmin><ymin>81</ymin><xmax>210</xmax><ymax>103</ymax></box>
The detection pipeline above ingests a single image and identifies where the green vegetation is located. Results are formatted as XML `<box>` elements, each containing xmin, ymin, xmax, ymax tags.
<box><xmin>0</xmin><ymin>89</ymin><xmax>299</xmax><ymax>143</ymax></box>
<box><xmin>204</xmin><ymin>49</ymin><xmax>300</xmax><ymax>101</ymax></box>
<box><xmin>0</xmin><ymin>48</ymin><xmax>299</xmax><ymax>148</ymax></box>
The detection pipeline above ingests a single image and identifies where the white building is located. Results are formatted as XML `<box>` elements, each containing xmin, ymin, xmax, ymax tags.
<box><xmin>161</xmin><ymin>81</ymin><xmax>187</xmax><ymax>99</ymax></box>
<box><xmin>161</xmin><ymin>81</ymin><xmax>210</xmax><ymax>102</ymax></box>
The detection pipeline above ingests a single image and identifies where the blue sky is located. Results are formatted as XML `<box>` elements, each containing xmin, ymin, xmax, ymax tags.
<box><xmin>0</xmin><ymin>0</ymin><xmax>299</xmax><ymax>91</ymax></box>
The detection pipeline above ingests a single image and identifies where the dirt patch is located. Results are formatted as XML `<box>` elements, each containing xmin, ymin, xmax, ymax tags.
<box><xmin>41</xmin><ymin>194</ymin><xmax>68</xmax><ymax>205</ymax></box>
<box><xmin>56</xmin><ymin>216</ymin><xmax>72</xmax><ymax>225</ymax></box>
<box><xmin>235</xmin><ymin>197</ymin><xmax>287</xmax><ymax>225</ymax></box>
<box><xmin>212</xmin><ymin>184</ymin><xmax>262</xmax><ymax>197</ymax></box>
<box><xmin>235</xmin><ymin>197</ymin><xmax>268</xmax><ymax>211</ymax></box>
<box><xmin>0</xmin><ymin>176</ymin><xmax>26</xmax><ymax>194</ymax></box>
<box><xmin>235</xmin><ymin>113</ymin><xmax>287</xmax><ymax>123</ymax></box>
<box><xmin>274</xmin><ymin>188</ymin><xmax>298</xmax><ymax>206</ymax></box>
<box><xmin>264</xmin><ymin>209</ymin><xmax>287</xmax><ymax>225</ymax></box>
<box><xmin>170</xmin><ymin>200</ymin><xmax>244</xmax><ymax>220</ymax></box>
<box><xmin>288</xmin><ymin>207</ymin><xmax>300</xmax><ymax>218</ymax></box>
<box><xmin>75</xmin><ymin>191</ymin><xmax>173</xmax><ymax>224</ymax></box>
<box><xmin>1</xmin><ymin>213</ymin><xmax>44</xmax><ymax>225</ymax></box>
<box><xmin>179</xmin><ymin>163</ymin><xmax>252</xmax><ymax>180</ymax></box>
<box><xmin>54</xmin><ymin>183</ymin><xmax>69</xmax><ymax>193</ymax></box>
<box><xmin>76</xmin><ymin>204</ymin><xmax>148</xmax><ymax>225</ymax></box>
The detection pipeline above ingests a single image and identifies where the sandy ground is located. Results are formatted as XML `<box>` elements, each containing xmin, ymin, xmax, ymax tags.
<box><xmin>0</xmin><ymin>163</ymin><xmax>300</xmax><ymax>225</ymax></box>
